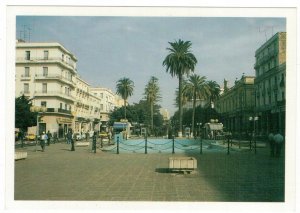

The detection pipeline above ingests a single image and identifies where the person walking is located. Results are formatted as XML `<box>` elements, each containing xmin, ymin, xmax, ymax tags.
<box><xmin>70</xmin><ymin>132</ymin><xmax>75</xmax><ymax>151</ymax></box>
<box><xmin>41</xmin><ymin>131</ymin><xmax>48</xmax><ymax>152</ymax></box>
<box><xmin>66</xmin><ymin>129</ymin><xmax>73</xmax><ymax>146</ymax></box>
<box><xmin>268</xmin><ymin>133</ymin><xmax>275</xmax><ymax>157</ymax></box>
<box><xmin>273</xmin><ymin>132</ymin><xmax>284</xmax><ymax>157</ymax></box>
<box><xmin>47</xmin><ymin>130</ymin><xmax>52</xmax><ymax>146</ymax></box>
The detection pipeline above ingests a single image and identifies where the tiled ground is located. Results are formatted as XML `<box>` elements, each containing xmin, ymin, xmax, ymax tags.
<box><xmin>14</xmin><ymin>140</ymin><xmax>284</xmax><ymax>202</ymax></box>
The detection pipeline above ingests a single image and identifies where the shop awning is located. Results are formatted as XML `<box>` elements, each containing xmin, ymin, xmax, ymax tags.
<box><xmin>113</xmin><ymin>122</ymin><xmax>128</xmax><ymax>129</ymax></box>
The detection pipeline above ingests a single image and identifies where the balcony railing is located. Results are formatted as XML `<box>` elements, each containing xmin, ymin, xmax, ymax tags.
<box><xmin>46</xmin><ymin>108</ymin><xmax>72</xmax><ymax>115</ymax></box>
<box><xmin>34</xmin><ymin>91</ymin><xmax>75</xmax><ymax>102</ymax></box>
<box><xmin>34</xmin><ymin>74</ymin><xmax>75</xmax><ymax>86</ymax></box>
<box><xmin>16</xmin><ymin>57</ymin><xmax>76</xmax><ymax>71</ymax></box>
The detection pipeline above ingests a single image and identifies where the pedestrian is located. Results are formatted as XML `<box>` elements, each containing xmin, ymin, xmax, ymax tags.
<box><xmin>268</xmin><ymin>133</ymin><xmax>275</xmax><ymax>157</ymax></box>
<box><xmin>273</xmin><ymin>132</ymin><xmax>284</xmax><ymax>157</ymax></box>
<box><xmin>19</xmin><ymin>130</ymin><xmax>24</xmax><ymax>148</ymax></box>
<box><xmin>71</xmin><ymin>132</ymin><xmax>75</xmax><ymax>151</ymax></box>
<box><xmin>92</xmin><ymin>131</ymin><xmax>97</xmax><ymax>153</ymax></box>
<box><xmin>66</xmin><ymin>129</ymin><xmax>72</xmax><ymax>145</ymax></box>
<box><xmin>47</xmin><ymin>130</ymin><xmax>52</xmax><ymax>146</ymax></box>
<box><xmin>41</xmin><ymin>131</ymin><xmax>48</xmax><ymax>152</ymax></box>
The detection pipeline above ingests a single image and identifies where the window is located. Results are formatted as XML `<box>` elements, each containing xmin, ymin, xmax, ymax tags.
<box><xmin>41</xmin><ymin>101</ymin><xmax>47</xmax><ymax>107</ymax></box>
<box><xmin>62</xmin><ymin>54</ymin><xmax>64</xmax><ymax>62</ymax></box>
<box><xmin>65</xmin><ymin>104</ymin><xmax>67</xmax><ymax>110</ymax></box>
<box><xmin>42</xmin><ymin>83</ymin><xmax>47</xmax><ymax>93</ymax></box>
<box><xmin>60</xmin><ymin>103</ymin><xmax>62</xmax><ymax>109</ymax></box>
<box><xmin>24</xmin><ymin>67</ymin><xmax>30</xmax><ymax>77</ymax></box>
<box><xmin>43</xmin><ymin>67</ymin><xmax>48</xmax><ymax>76</ymax></box>
<box><xmin>44</xmin><ymin>50</ymin><xmax>49</xmax><ymax>60</ymax></box>
<box><xmin>69</xmin><ymin>106</ymin><xmax>71</xmax><ymax>111</ymax></box>
<box><xmin>100</xmin><ymin>104</ymin><xmax>103</xmax><ymax>110</ymax></box>
<box><xmin>100</xmin><ymin>93</ymin><xmax>103</xmax><ymax>98</ymax></box>
<box><xmin>24</xmin><ymin>83</ymin><xmax>29</xmax><ymax>93</ymax></box>
<box><xmin>25</xmin><ymin>51</ymin><xmax>30</xmax><ymax>60</ymax></box>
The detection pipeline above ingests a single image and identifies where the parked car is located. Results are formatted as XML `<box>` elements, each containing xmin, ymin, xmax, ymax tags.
<box><xmin>26</xmin><ymin>133</ymin><xmax>36</xmax><ymax>141</ymax></box>
<box><xmin>99</xmin><ymin>132</ymin><xmax>108</xmax><ymax>138</ymax></box>
<box><xmin>73</xmin><ymin>133</ymin><xmax>82</xmax><ymax>141</ymax></box>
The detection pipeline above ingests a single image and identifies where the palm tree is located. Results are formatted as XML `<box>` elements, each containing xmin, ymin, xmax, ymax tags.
<box><xmin>116</xmin><ymin>77</ymin><xmax>134</xmax><ymax>119</ymax></box>
<box><xmin>163</xmin><ymin>39</ymin><xmax>197</xmax><ymax>137</ymax></box>
<box><xmin>144</xmin><ymin>76</ymin><xmax>161</xmax><ymax>131</ymax></box>
<box><xmin>206</xmin><ymin>80</ymin><xmax>221</xmax><ymax>108</ymax></box>
<box><xmin>185</xmin><ymin>74</ymin><xmax>210</xmax><ymax>137</ymax></box>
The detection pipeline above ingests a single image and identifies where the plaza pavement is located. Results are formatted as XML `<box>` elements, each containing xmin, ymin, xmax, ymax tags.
<box><xmin>14</xmin><ymin>139</ymin><xmax>284</xmax><ymax>202</ymax></box>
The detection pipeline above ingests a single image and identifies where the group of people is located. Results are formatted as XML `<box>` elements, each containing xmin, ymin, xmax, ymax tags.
<box><xmin>268</xmin><ymin>132</ymin><xmax>284</xmax><ymax>157</ymax></box>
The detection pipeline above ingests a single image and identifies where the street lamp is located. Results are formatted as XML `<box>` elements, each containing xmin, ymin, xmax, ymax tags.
<box><xmin>249</xmin><ymin>116</ymin><xmax>259</xmax><ymax>154</ymax></box>
<box><xmin>30</xmin><ymin>106</ymin><xmax>47</xmax><ymax>152</ymax></box>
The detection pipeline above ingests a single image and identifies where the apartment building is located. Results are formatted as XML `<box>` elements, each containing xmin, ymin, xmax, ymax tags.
<box><xmin>15</xmin><ymin>41</ymin><xmax>102</xmax><ymax>137</ymax></box>
<box><xmin>16</xmin><ymin>41</ymin><xmax>77</xmax><ymax>137</ymax></box>
<box><xmin>74</xmin><ymin>77</ymin><xmax>101</xmax><ymax>134</ymax></box>
<box><xmin>254</xmin><ymin>32</ymin><xmax>286</xmax><ymax>135</ymax></box>
<box><xmin>90</xmin><ymin>87</ymin><xmax>116</xmax><ymax>131</ymax></box>
<box><xmin>215</xmin><ymin>76</ymin><xmax>255</xmax><ymax>136</ymax></box>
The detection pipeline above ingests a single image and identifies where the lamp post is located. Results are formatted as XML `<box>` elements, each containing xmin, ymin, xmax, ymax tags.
<box><xmin>30</xmin><ymin>106</ymin><xmax>46</xmax><ymax>152</ymax></box>
<box><xmin>249</xmin><ymin>116</ymin><xmax>259</xmax><ymax>154</ymax></box>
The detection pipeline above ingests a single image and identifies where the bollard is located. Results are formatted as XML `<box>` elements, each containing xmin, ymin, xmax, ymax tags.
<box><xmin>227</xmin><ymin>137</ymin><xmax>230</xmax><ymax>155</ymax></box>
<box><xmin>172</xmin><ymin>136</ymin><xmax>175</xmax><ymax>154</ymax></box>
<box><xmin>145</xmin><ymin>137</ymin><xmax>147</xmax><ymax>154</ymax></box>
<box><xmin>200</xmin><ymin>137</ymin><xmax>203</xmax><ymax>154</ymax></box>
<box><xmin>117</xmin><ymin>136</ymin><xmax>119</xmax><ymax>154</ymax></box>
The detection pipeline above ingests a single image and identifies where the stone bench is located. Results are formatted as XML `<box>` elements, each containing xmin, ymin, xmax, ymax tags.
<box><xmin>15</xmin><ymin>152</ymin><xmax>27</xmax><ymax>160</ymax></box>
<box><xmin>169</xmin><ymin>157</ymin><xmax>197</xmax><ymax>174</ymax></box>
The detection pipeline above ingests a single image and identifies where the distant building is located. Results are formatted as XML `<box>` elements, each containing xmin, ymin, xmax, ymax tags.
<box><xmin>159</xmin><ymin>108</ymin><xmax>170</xmax><ymax>121</ymax></box>
<box><xmin>215</xmin><ymin>76</ymin><xmax>255</xmax><ymax>135</ymax></box>
<box><xmin>254</xmin><ymin>32</ymin><xmax>286</xmax><ymax>135</ymax></box>
<box><xmin>90</xmin><ymin>87</ymin><xmax>117</xmax><ymax>131</ymax></box>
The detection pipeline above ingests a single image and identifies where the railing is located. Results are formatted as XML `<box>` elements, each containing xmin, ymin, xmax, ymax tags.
<box><xmin>46</xmin><ymin>108</ymin><xmax>72</xmax><ymax>115</ymax></box>
<box><xmin>34</xmin><ymin>91</ymin><xmax>75</xmax><ymax>101</ymax></box>
<box><xmin>16</xmin><ymin>57</ymin><xmax>76</xmax><ymax>71</ymax></box>
<box><xmin>34</xmin><ymin>74</ymin><xmax>75</xmax><ymax>85</ymax></box>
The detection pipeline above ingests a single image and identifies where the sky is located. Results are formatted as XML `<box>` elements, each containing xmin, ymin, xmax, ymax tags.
<box><xmin>16</xmin><ymin>16</ymin><xmax>286</xmax><ymax>116</ymax></box>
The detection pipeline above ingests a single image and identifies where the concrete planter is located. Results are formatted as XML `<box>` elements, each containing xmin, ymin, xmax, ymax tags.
<box><xmin>15</xmin><ymin>152</ymin><xmax>27</xmax><ymax>160</ymax></box>
<box><xmin>75</xmin><ymin>142</ymin><xmax>90</xmax><ymax>147</ymax></box>
<box><xmin>169</xmin><ymin>157</ymin><xmax>197</xmax><ymax>170</ymax></box>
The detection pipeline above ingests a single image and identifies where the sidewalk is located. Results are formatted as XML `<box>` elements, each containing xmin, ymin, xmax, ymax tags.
<box><xmin>14</xmin><ymin>141</ymin><xmax>284</xmax><ymax>201</ymax></box>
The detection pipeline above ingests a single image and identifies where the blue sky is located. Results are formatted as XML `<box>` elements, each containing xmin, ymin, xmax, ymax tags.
<box><xmin>16</xmin><ymin>16</ymin><xmax>286</xmax><ymax>115</ymax></box>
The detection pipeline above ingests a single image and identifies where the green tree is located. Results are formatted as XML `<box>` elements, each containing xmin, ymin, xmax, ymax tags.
<box><xmin>15</xmin><ymin>95</ymin><xmax>37</xmax><ymax>132</ymax></box>
<box><xmin>163</xmin><ymin>39</ymin><xmax>197</xmax><ymax>137</ymax></box>
<box><xmin>116</xmin><ymin>77</ymin><xmax>134</xmax><ymax>119</ymax></box>
<box><xmin>207</xmin><ymin>80</ymin><xmax>221</xmax><ymax>108</ymax></box>
<box><xmin>185</xmin><ymin>74</ymin><xmax>210</xmax><ymax>136</ymax></box>
<box><xmin>144</xmin><ymin>76</ymin><xmax>161</xmax><ymax>131</ymax></box>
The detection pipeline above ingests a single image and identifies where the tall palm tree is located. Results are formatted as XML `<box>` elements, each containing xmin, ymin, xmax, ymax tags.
<box><xmin>207</xmin><ymin>80</ymin><xmax>221</xmax><ymax>108</ymax></box>
<box><xmin>163</xmin><ymin>39</ymin><xmax>197</xmax><ymax>137</ymax></box>
<box><xmin>185</xmin><ymin>74</ymin><xmax>210</xmax><ymax>137</ymax></box>
<box><xmin>144</xmin><ymin>76</ymin><xmax>161</xmax><ymax>131</ymax></box>
<box><xmin>116</xmin><ymin>77</ymin><xmax>134</xmax><ymax>119</ymax></box>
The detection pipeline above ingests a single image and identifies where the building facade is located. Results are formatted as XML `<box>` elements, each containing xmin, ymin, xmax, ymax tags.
<box><xmin>90</xmin><ymin>87</ymin><xmax>117</xmax><ymax>131</ymax></box>
<box><xmin>16</xmin><ymin>41</ymin><xmax>102</xmax><ymax>137</ymax></box>
<box><xmin>254</xmin><ymin>32</ymin><xmax>286</xmax><ymax>135</ymax></box>
<box><xmin>215</xmin><ymin>76</ymin><xmax>255</xmax><ymax>137</ymax></box>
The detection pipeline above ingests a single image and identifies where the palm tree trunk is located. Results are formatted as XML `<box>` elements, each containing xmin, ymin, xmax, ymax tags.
<box><xmin>124</xmin><ymin>99</ymin><xmax>127</xmax><ymax>119</ymax></box>
<box><xmin>178</xmin><ymin>74</ymin><xmax>183</xmax><ymax>137</ymax></box>
<box><xmin>151</xmin><ymin>102</ymin><xmax>154</xmax><ymax>131</ymax></box>
<box><xmin>191</xmin><ymin>91</ymin><xmax>196</xmax><ymax>138</ymax></box>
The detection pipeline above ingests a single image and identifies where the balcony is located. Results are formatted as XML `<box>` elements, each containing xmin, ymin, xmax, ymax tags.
<box><xmin>20</xmin><ymin>75</ymin><xmax>31</xmax><ymax>81</ymax></box>
<box><xmin>16</xmin><ymin>57</ymin><xmax>77</xmax><ymax>72</ymax></box>
<box><xmin>34</xmin><ymin>91</ymin><xmax>75</xmax><ymax>102</ymax></box>
<box><xmin>46</xmin><ymin>108</ymin><xmax>72</xmax><ymax>115</ymax></box>
<box><xmin>34</xmin><ymin>74</ymin><xmax>75</xmax><ymax>87</ymax></box>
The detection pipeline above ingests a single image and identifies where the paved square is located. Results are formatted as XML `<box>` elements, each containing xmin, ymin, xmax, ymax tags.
<box><xmin>14</xmin><ymin>141</ymin><xmax>284</xmax><ymax>201</ymax></box>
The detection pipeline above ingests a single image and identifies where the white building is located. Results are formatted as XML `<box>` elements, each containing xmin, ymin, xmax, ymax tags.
<box><xmin>74</xmin><ymin>77</ymin><xmax>101</xmax><ymax>134</ymax></box>
<box><xmin>15</xmin><ymin>41</ymin><xmax>101</xmax><ymax>137</ymax></box>
<box><xmin>90</xmin><ymin>87</ymin><xmax>117</xmax><ymax>131</ymax></box>
<box><xmin>16</xmin><ymin>41</ymin><xmax>77</xmax><ymax>137</ymax></box>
